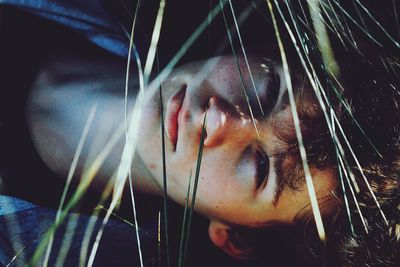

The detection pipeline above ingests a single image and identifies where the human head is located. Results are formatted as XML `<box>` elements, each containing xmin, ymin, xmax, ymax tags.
<box><xmin>135</xmin><ymin>54</ymin><xmax>340</xmax><ymax>259</ymax></box>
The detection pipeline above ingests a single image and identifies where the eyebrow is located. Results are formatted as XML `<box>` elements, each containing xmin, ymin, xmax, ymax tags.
<box><xmin>272</xmin><ymin>156</ymin><xmax>286</xmax><ymax>206</ymax></box>
<box><xmin>271</xmin><ymin>155</ymin><xmax>303</xmax><ymax>206</ymax></box>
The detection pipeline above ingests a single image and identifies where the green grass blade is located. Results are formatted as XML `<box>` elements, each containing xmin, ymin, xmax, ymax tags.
<box><xmin>158</xmin><ymin>70</ymin><xmax>171</xmax><ymax>267</ymax></box>
<box><xmin>180</xmin><ymin>112</ymin><xmax>207</xmax><ymax>266</ymax></box>
<box><xmin>267</xmin><ymin>0</ymin><xmax>326</xmax><ymax>240</ymax></box>
<box><xmin>219</xmin><ymin>0</ymin><xmax>261</xmax><ymax>140</ymax></box>
<box><xmin>178</xmin><ymin>171</ymin><xmax>193</xmax><ymax>267</ymax></box>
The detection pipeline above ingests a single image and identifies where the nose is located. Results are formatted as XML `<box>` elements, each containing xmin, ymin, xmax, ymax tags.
<box><xmin>200</xmin><ymin>96</ymin><xmax>252</xmax><ymax>147</ymax></box>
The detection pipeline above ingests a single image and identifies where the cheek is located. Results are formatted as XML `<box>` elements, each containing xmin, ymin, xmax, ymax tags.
<box><xmin>137</xmin><ymin>132</ymin><xmax>161</xmax><ymax>165</ymax></box>
<box><xmin>195</xmin><ymin>146</ymin><xmax>255</xmax><ymax>196</ymax></box>
<box><xmin>195</xmin><ymin>164</ymin><xmax>251</xmax><ymax>212</ymax></box>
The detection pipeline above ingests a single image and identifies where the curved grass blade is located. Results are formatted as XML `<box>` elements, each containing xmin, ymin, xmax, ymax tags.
<box><xmin>336</xmin><ymin>150</ymin><xmax>355</xmax><ymax>235</ymax></box>
<box><xmin>332</xmin><ymin>112</ymin><xmax>389</xmax><ymax>226</ymax></box>
<box><xmin>157</xmin><ymin>211</ymin><xmax>161</xmax><ymax>267</ymax></box>
<box><xmin>143</xmin><ymin>0</ymin><xmax>229</xmax><ymax>96</ymax></box>
<box><xmin>180</xmin><ymin>113</ymin><xmax>207</xmax><ymax>266</ymax></box>
<box><xmin>79</xmin><ymin>174</ymin><xmax>117</xmax><ymax>267</ymax></box>
<box><xmin>159</xmin><ymin>68</ymin><xmax>171</xmax><ymax>267</ymax></box>
<box><xmin>29</xmin><ymin>118</ymin><xmax>126</xmax><ymax>266</ymax></box>
<box><xmin>337</xmin><ymin>146</ymin><xmax>369</xmax><ymax>234</ymax></box>
<box><xmin>178</xmin><ymin>171</ymin><xmax>192</xmax><ymax>267</ymax></box>
<box><xmin>54</xmin><ymin>214</ymin><xmax>79</xmax><ymax>267</ymax></box>
<box><xmin>274</xmin><ymin>1</ymin><xmax>384</xmax><ymax>232</ymax></box>
<box><xmin>279</xmin><ymin>0</ymin><xmax>383</xmax><ymax>158</ymax></box>
<box><xmin>42</xmin><ymin>105</ymin><xmax>97</xmax><ymax>267</ymax></box>
<box><xmin>353</xmin><ymin>0</ymin><xmax>400</xmax><ymax>48</ymax></box>
<box><xmin>275</xmin><ymin>1</ymin><xmax>362</xmax><ymax>195</ymax></box>
<box><xmin>330</xmin><ymin>0</ymin><xmax>383</xmax><ymax>47</ymax></box>
<box><xmin>228</xmin><ymin>0</ymin><xmax>265</xmax><ymax>117</ymax></box>
<box><xmin>219</xmin><ymin>0</ymin><xmax>261</xmax><ymax>140</ymax></box>
<box><xmin>86</xmin><ymin>49</ymin><xmax>150</xmax><ymax>265</ymax></box>
<box><xmin>308</xmin><ymin>0</ymin><xmax>339</xmax><ymax>76</ymax></box>
<box><xmin>267</xmin><ymin>0</ymin><xmax>326</xmax><ymax>240</ymax></box>
<box><xmin>144</xmin><ymin>0</ymin><xmax>166</xmax><ymax>86</ymax></box>
<box><xmin>393</xmin><ymin>0</ymin><xmax>400</xmax><ymax>40</ymax></box>
<box><xmin>118</xmin><ymin>0</ymin><xmax>146</xmax><ymax>265</ymax></box>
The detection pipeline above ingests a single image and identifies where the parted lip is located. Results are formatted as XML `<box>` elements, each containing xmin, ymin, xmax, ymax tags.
<box><xmin>165</xmin><ymin>86</ymin><xmax>186</xmax><ymax>150</ymax></box>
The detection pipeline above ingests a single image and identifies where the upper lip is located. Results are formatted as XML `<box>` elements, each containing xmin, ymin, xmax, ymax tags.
<box><xmin>165</xmin><ymin>86</ymin><xmax>187</xmax><ymax>150</ymax></box>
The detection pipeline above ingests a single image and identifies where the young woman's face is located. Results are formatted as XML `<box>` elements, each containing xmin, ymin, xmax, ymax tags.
<box><xmin>136</xmin><ymin>55</ymin><xmax>335</xmax><ymax>226</ymax></box>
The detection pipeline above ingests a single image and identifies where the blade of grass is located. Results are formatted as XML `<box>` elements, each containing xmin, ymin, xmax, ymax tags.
<box><xmin>307</xmin><ymin>0</ymin><xmax>339</xmax><ymax>76</ymax></box>
<box><xmin>336</xmin><ymin>149</ymin><xmax>355</xmax><ymax>235</ymax></box>
<box><xmin>29</xmin><ymin>117</ymin><xmax>126</xmax><ymax>266</ymax></box>
<box><xmin>6</xmin><ymin>247</ymin><xmax>25</xmax><ymax>267</ymax></box>
<box><xmin>392</xmin><ymin>0</ymin><xmax>400</xmax><ymax>40</ymax></box>
<box><xmin>86</xmin><ymin>70</ymin><xmax>151</xmax><ymax>265</ymax></box>
<box><xmin>332</xmin><ymin>111</ymin><xmax>388</xmax><ymax>225</ymax></box>
<box><xmin>157</xmin><ymin>211</ymin><xmax>161</xmax><ymax>267</ymax></box>
<box><xmin>337</xmin><ymin>146</ymin><xmax>369</xmax><ymax>234</ymax></box>
<box><xmin>267</xmin><ymin>0</ymin><xmax>326</xmax><ymax>240</ymax></box>
<box><xmin>276</xmin><ymin>0</ymin><xmax>364</xmax><ymax>197</ymax></box>
<box><xmin>158</xmin><ymin>66</ymin><xmax>171</xmax><ymax>267</ymax></box>
<box><xmin>180</xmin><ymin>112</ymin><xmax>207</xmax><ymax>266</ymax></box>
<box><xmin>143</xmin><ymin>0</ymin><xmax>166</xmax><ymax>86</ymax></box>
<box><xmin>54</xmin><ymin>214</ymin><xmax>79</xmax><ymax>267</ymax></box>
<box><xmin>126</xmin><ymin>43</ymin><xmax>145</xmax><ymax>267</ymax></box>
<box><xmin>87</xmin><ymin>168</ymin><xmax>134</xmax><ymax>266</ymax></box>
<box><xmin>42</xmin><ymin>104</ymin><xmax>97</xmax><ymax>267</ymax></box>
<box><xmin>330</xmin><ymin>0</ymin><xmax>383</xmax><ymax>47</ymax></box>
<box><xmin>177</xmin><ymin>171</ymin><xmax>192</xmax><ymax>267</ymax></box>
<box><xmin>353</xmin><ymin>0</ymin><xmax>400</xmax><ymax>48</ymax></box>
<box><xmin>79</xmin><ymin>174</ymin><xmax>117</xmax><ymax>267</ymax></box>
<box><xmin>286</xmin><ymin>0</ymin><xmax>372</xmax><ymax>231</ymax></box>
<box><xmin>219</xmin><ymin>0</ymin><xmax>261</xmax><ymax>140</ymax></box>
<box><xmin>228</xmin><ymin>0</ymin><xmax>265</xmax><ymax>117</ymax></box>
<box><xmin>142</xmin><ymin>0</ymin><xmax>229</xmax><ymax>97</ymax></box>
<box><xmin>121</xmin><ymin>1</ymin><xmax>146</xmax><ymax>264</ymax></box>
<box><xmin>279</xmin><ymin>0</ymin><xmax>383</xmax><ymax>160</ymax></box>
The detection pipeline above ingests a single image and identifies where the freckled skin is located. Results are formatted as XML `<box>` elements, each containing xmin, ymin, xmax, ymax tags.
<box><xmin>136</xmin><ymin>55</ymin><xmax>336</xmax><ymax>226</ymax></box>
<box><xmin>149</xmin><ymin>163</ymin><xmax>156</xmax><ymax>170</ymax></box>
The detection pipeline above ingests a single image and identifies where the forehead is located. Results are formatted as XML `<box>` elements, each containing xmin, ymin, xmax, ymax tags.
<box><xmin>275</xmin><ymin>168</ymin><xmax>337</xmax><ymax>222</ymax></box>
<box><xmin>260</xmin><ymin>96</ymin><xmax>336</xmax><ymax>218</ymax></box>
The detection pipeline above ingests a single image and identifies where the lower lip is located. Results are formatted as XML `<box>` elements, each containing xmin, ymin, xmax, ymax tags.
<box><xmin>165</xmin><ymin>87</ymin><xmax>186</xmax><ymax>150</ymax></box>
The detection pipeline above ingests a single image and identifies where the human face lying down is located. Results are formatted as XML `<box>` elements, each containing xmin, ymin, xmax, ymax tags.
<box><xmin>136</xmin><ymin>55</ymin><xmax>337</xmax><ymax>258</ymax></box>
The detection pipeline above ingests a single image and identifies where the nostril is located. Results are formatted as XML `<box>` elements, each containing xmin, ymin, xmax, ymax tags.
<box><xmin>203</xmin><ymin>97</ymin><xmax>229</xmax><ymax>147</ymax></box>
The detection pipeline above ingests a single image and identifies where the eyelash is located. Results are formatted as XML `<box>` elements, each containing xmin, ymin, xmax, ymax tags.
<box><xmin>255</xmin><ymin>148</ymin><xmax>269</xmax><ymax>189</ymax></box>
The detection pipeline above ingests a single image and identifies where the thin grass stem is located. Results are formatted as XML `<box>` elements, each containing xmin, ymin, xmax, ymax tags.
<box><xmin>332</xmin><ymin>111</ymin><xmax>389</xmax><ymax>225</ymax></box>
<box><xmin>143</xmin><ymin>0</ymin><xmax>229</xmax><ymax>97</ymax></box>
<box><xmin>159</xmin><ymin>69</ymin><xmax>171</xmax><ymax>267</ymax></box>
<box><xmin>144</xmin><ymin>0</ymin><xmax>166</xmax><ymax>86</ymax></box>
<box><xmin>219</xmin><ymin>0</ymin><xmax>261</xmax><ymax>140</ymax></box>
<box><xmin>181</xmin><ymin>113</ymin><xmax>207</xmax><ymax>265</ymax></box>
<box><xmin>267</xmin><ymin>0</ymin><xmax>326</xmax><ymax>240</ymax></box>
<box><xmin>54</xmin><ymin>214</ymin><xmax>79</xmax><ymax>267</ymax></box>
<box><xmin>178</xmin><ymin>171</ymin><xmax>193</xmax><ymax>267</ymax></box>
<box><xmin>228</xmin><ymin>0</ymin><xmax>265</xmax><ymax>117</ymax></box>
<box><xmin>353</xmin><ymin>0</ymin><xmax>400</xmax><ymax>48</ymax></box>
<box><xmin>42</xmin><ymin>105</ymin><xmax>97</xmax><ymax>267</ymax></box>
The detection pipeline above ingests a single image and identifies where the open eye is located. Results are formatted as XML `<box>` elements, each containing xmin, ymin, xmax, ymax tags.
<box><xmin>255</xmin><ymin>148</ymin><xmax>269</xmax><ymax>189</ymax></box>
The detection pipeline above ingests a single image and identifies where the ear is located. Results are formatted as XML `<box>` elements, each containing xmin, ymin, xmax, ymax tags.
<box><xmin>208</xmin><ymin>220</ymin><xmax>256</xmax><ymax>260</ymax></box>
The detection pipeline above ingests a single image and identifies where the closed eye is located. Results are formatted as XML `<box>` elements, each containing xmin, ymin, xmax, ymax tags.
<box><xmin>255</xmin><ymin>148</ymin><xmax>269</xmax><ymax>190</ymax></box>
